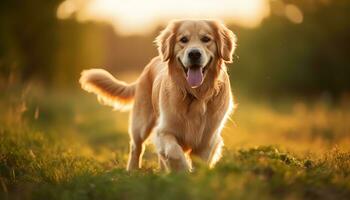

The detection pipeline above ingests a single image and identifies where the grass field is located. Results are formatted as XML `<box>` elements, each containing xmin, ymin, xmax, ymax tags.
<box><xmin>1</xmin><ymin>84</ymin><xmax>350</xmax><ymax>200</ymax></box>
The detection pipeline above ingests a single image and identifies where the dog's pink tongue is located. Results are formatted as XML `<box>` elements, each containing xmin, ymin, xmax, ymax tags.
<box><xmin>186</xmin><ymin>68</ymin><xmax>203</xmax><ymax>88</ymax></box>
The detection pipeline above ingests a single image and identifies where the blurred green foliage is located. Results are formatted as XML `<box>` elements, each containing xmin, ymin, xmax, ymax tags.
<box><xmin>232</xmin><ymin>0</ymin><xmax>350</xmax><ymax>97</ymax></box>
<box><xmin>0</xmin><ymin>0</ymin><xmax>349</xmax><ymax>96</ymax></box>
<box><xmin>0</xmin><ymin>0</ymin><xmax>62</xmax><ymax>83</ymax></box>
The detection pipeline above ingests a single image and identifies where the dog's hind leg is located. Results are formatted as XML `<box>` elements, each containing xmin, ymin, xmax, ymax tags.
<box><xmin>126</xmin><ymin>80</ymin><xmax>156</xmax><ymax>171</ymax></box>
<box><xmin>126</xmin><ymin>111</ymin><xmax>155</xmax><ymax>171</ymax></box>
<box><xmin>127</xmin><ymin>120</ymin><xmax>155</xmax><ymax>171</ymax></box>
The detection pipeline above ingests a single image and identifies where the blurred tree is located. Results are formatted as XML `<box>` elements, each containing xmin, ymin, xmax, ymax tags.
<box><xmin>0</xmin><ymin>0</ymin><xmax>63</xmax><ymax>83</ymax></box>
<box><xmin>229</xmin><ymin>0</ymin><xmax>350</xmax><ymax>97</ymax></box>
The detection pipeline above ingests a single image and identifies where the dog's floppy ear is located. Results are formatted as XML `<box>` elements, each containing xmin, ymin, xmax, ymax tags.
<box><xmin>155</xmin><ymin>21</ymin><xmax>178</xmax><ymax>62</ymax></box>
<box><xmin>211</xmin><ymin>21</ymin><xmax>237</xmax><ymax>63</ymax></box>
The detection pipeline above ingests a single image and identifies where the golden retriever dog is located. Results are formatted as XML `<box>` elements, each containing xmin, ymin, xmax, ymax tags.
<box><xmin>79</xmin><ymin>19</ymin><xmax>236</xmax><ymax>172</ymax></box>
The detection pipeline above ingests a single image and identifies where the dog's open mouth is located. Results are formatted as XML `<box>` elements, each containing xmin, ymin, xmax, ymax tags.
<box><xmin>178</xmin><ymin>57</ymin><xmax>212</xmax><ymax>88</ymax></box>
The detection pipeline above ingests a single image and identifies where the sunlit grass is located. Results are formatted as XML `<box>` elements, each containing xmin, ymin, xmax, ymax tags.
<box><xmin>226</xmin><ymin>97</ymin><xmax>350</xmax><ymax>155</ymax></box>
<box><xmin>1</xmin><ymin>84</ymin><xmax>350</xmax><ymax>199</ymax></box>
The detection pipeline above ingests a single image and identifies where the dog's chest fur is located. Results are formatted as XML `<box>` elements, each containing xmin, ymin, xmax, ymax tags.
<box><xmin>155</xmin><ymin>67</ymin><xmax>230</xmax><ymax>151</ymax></box>
<box><xmin>164</xmin><ymin>91</ymin><xmax>219</xmax><ymax>149</ymax></box>
<box><xmin>181</xmin><ymin>95</ymin><xmax>208</xmax><ymax>148</ymax></box>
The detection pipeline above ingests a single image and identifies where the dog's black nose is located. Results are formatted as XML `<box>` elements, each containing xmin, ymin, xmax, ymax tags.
<box><xmin>188</xmin><ymin>49</ymin><xmax>201</xmax><ymax>61</ymax></box>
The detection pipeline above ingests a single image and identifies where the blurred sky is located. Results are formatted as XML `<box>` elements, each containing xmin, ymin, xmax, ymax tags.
<box><xmin>57</xmin><ymin>0</ymin><xmax>272</xmax><ymax>35</ymax></box>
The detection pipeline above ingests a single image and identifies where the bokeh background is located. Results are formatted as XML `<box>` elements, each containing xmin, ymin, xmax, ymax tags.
<box><xmin>1</xmin><ymin>0</ymin><xmax>350</xmax><ymax>96</ymax></box>
<box><xmin>1</xmin><ymin>0</ymin><xmax>350</xmax><ymax>158</ymax></box>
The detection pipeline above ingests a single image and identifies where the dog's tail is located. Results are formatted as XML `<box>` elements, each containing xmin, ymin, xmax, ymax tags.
<box><xmin>79</xmin><ymin>69</ymin><xmax>136</xmax><ymax>111</ymax></box>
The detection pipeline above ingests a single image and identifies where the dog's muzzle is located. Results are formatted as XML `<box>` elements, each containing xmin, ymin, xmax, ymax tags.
<box><xmin>178</xmin><ymin>57</ymin><xmax>212</xmax><ymax>88</ymax></box>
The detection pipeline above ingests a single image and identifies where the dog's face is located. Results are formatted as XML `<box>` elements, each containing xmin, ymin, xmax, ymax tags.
<box><xmin>156</xmin><ymin>20</ymin><xmax>236</xmax><ymax>88</ymax></box>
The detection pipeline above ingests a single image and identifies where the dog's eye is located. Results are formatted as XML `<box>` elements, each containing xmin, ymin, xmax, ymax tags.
<box><xmin>201</xmin><ymin>36</ymin><xmax>211</xmax><ymax>43</ymax></box>
<box><xmin>180</xmin><ymin>36</ymin><xmax>189</xmax><ymax>43</ymax></box>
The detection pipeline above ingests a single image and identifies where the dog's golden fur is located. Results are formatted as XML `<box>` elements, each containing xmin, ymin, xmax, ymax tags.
<box><xmin>79</xmin><ymin>19</ymin><xmax>237</xmax><ymax>172</ymax></box>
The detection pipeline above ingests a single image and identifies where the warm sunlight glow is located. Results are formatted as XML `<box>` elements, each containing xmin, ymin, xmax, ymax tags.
<box><xmin>57</xmin><ymin>0</ymin><xmax>270</xmax><ymax>35</ymax></box>
<box><xmin>285</xmin><ymin>4</ymin><xmax>303</xmax><ymax>24</ymax></box>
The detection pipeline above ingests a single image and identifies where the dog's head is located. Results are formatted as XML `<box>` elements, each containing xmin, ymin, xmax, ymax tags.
<box><xmin>155</xmin><ymin>19</ymin><xmax>237</xmax><ymax>88</ymax></box>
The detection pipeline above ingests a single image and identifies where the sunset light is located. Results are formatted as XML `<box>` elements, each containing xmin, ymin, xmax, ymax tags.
<box><xmin>57</xmin><ymin>0</ymin><xmax>270</xmax><ymax>35</ymax></box>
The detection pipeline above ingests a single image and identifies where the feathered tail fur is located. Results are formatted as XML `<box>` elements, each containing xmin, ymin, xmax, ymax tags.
<box><xmin>79</xmin><ymin>69</ymin><xmax>136</xmax><ymax>111</ymax></box>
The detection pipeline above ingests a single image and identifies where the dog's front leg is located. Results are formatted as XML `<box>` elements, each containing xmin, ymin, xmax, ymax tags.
<box><xmin>154</xmin><ymin>133</ymin><xmax>190</xmax><ymax>172</ymax></box>
<box><xmin>192</xmin><ymin>135</ymin><xmax>224</xmax><ymax>168</ymax></box>
<box><xmin>158</xmin><ymin>154</ymin><xmax>166</xmax><ymax>171</ymax></box>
